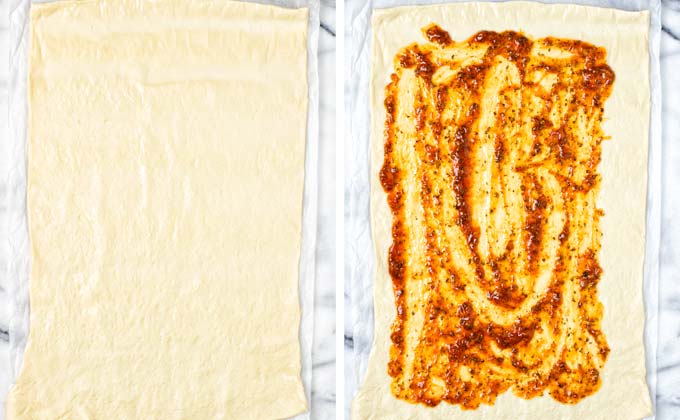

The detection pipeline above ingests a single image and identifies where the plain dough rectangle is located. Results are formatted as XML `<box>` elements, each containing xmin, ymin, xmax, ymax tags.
<box><xmin>7</xmin><ymin>0</ymin><xmax>309</xmax><ymax>419</ymax></box>
<box><xmin>353</xmin><ymin>2</ymin><xmax>652</xmax><ymax>419</ymax></box>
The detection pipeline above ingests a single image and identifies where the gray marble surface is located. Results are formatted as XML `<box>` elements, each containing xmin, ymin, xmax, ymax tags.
<box><xmin>0</xmin><ymin>1</ymin><xmax>337</xmax><ymax>419</ymax></box>
<box><xmin>312</xmin><ymin>1</ymin><xmax>337</xmax><ymax>419</ymax></box>
<box><xmin>0</xmin><ymin>0</ymin><xmax>14</xmax><ymax>406</ymax></box>
<box><xmin>345</xmin><ymin>1</ymin><xmax>680</xmax><ymax>418</ymax></box>
<box><xmin>656</xmin><ymin>1</ymin><xmax>680</xmax><ymax>417</ymax></box>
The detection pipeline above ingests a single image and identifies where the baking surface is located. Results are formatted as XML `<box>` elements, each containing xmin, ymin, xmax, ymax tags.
<box><xmin>353</xmin><ymin>2</ymin><xmax>651</xmax><ymax>419</ymax></box>
<box><xmin>6</xmin><ymin>0</ymin><xmax>309</xmax><ymax>418</ymax></box>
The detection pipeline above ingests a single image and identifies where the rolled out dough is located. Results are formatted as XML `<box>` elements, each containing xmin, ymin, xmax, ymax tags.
<box><xmin>353</xmin><ymin>2</ymin><xmax>651</xmax><ymax>419</ymax></box>
<box><xmin>7</xmin><ymin>1</ymin><xmax>309</xmax><ymax>419</ymax></box>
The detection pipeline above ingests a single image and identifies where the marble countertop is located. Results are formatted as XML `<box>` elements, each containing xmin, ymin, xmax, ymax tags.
<box><xmin>656</xmin><ymin>1</ymin><xmax>680</xmax><ymax>416</ymax></box>
<box><xmin>312</xmin><ymin>0</ymin><xmax>337</xmax><ymax>418</ymax></box>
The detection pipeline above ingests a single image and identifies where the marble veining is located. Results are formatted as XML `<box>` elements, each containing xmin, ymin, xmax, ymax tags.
<box><xmin>312</xmin><ymin>2</ymin><xmax>337</xmax><ymax>419</ymax></box>
<box><xmin>656</xmin><ymin>1</ymin><xmax>680</xmax><ymax>417</ymax></box>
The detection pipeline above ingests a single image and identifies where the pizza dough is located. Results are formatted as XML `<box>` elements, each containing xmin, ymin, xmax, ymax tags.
<box><xmin>7</xmin><ymin>1</ymin><xmax>309</xmax><ymax>419</ymax></box>
<box><xmin>353</xmin><ymin>2</ymin><xmax>651</xmax><ymax>419</ymax></box>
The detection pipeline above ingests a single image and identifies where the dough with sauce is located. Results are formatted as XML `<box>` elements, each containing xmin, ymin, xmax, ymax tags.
<box><xmin>7</xmin><ymin>1</ymin><xmax>309</xmax><ymax>419</ymax></box>
<box><xmin>353</xmin><ymin>2</ymin><xmax>651</xmax><ymax>419</ymax></box>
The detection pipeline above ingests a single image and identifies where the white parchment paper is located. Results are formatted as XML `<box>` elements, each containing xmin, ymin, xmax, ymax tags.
<box><xmin>346</xmin><ymin>0</ymin><xmax>662</xmax><ymax>417</ymax></box>
<box><xmin>3</xmin><ymin>1</ymin><xmax>319</xmax><ymax>419</ymax></box>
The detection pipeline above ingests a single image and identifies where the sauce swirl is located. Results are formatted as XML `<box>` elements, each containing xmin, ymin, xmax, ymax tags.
<box><xmin>381</xmin><ymin>24</ymin><xmax>613</xmax><ymax>409</ymax></box>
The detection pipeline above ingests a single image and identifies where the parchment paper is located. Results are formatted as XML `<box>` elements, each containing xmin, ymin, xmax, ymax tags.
<box><xmin>346</xmin><ymin>0</ymin><xmax>662</xmax><ymax>418</ymax></box>
<box><xmin>3</xmin><ymin>1</ymin><xmax>319</xmax><ymax>419</ymax></box>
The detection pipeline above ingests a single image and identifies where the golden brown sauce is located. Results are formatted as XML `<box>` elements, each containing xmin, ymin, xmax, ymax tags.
<box><xmin>381</xmin><ymin>24</ymin><xmax>613</xmax><ymax>409</ymax></box>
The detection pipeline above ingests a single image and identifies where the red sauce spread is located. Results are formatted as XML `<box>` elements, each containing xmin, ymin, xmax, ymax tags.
<box><xmin>381</xmin><ymin>24</ymin><xmax>613</xmax><ymax>409</ymax></box>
